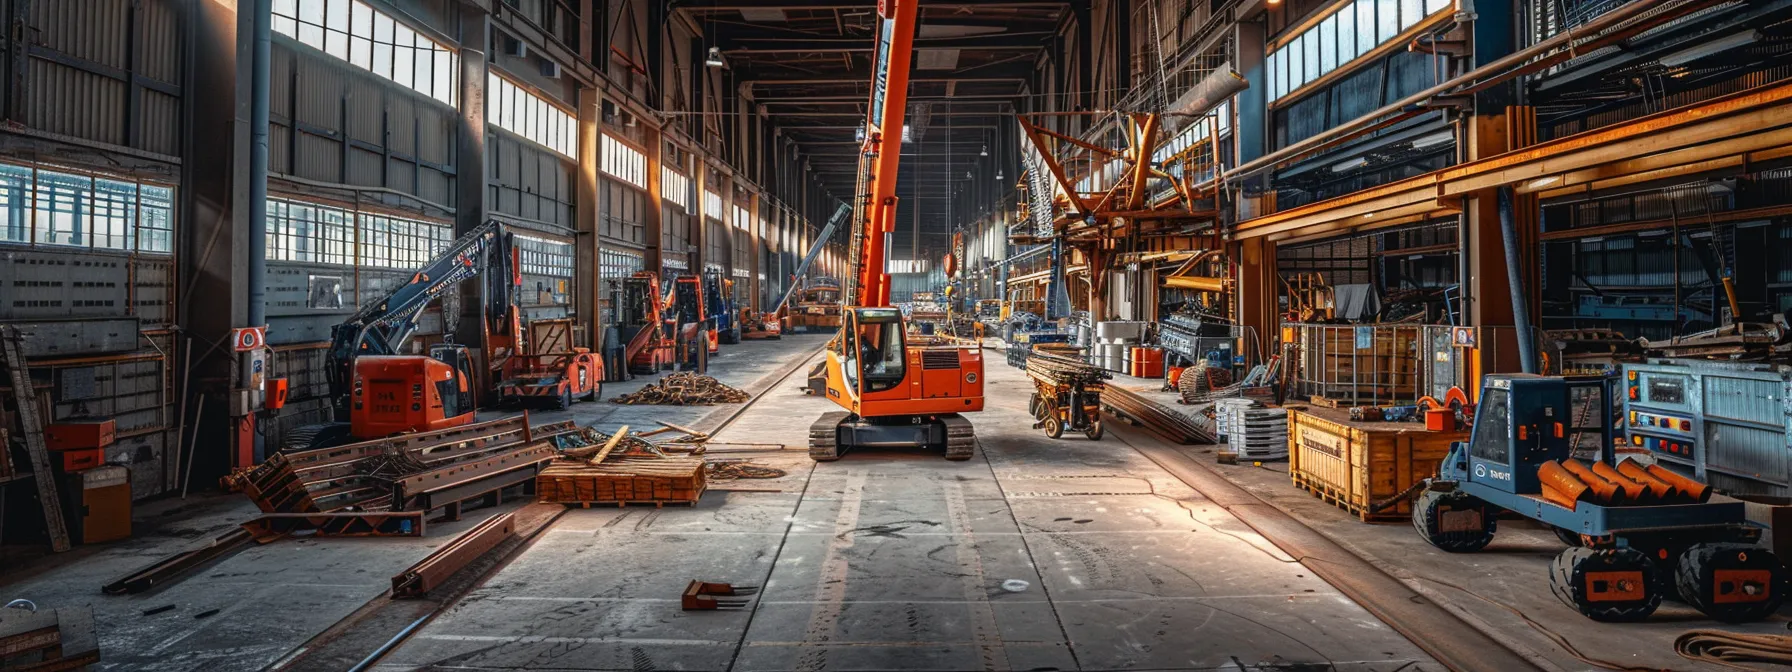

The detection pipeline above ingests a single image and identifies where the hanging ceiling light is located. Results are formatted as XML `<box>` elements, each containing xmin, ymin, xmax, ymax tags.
<box><xmin>996</xmin><ymin>169</ymin><xmax>1004</xmax><ymax>180</ymax></box>
<box><xmin>980</xmin><ymin>145</ymin><xmax>988</xmax><ymax>157</ymax></box>
<box><xmin>705</xmin><ymin>47</ymin><xmax>725</xmax><ymax>68</ymax></box>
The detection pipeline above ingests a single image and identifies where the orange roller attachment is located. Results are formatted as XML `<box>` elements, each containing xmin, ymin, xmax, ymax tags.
<box><xmin>1538</xmin><ymin>460</ymin><xmax>1591</xmax><ymax>510</ymax></box>
<box><xmin>1561</xmin><ymin>459</ymin><xmax>1628</xmax><ymax>505</ymax></box>
<box><xmin>1590</xmin><ymin>461</ymin><xmax>1653</xmax><ymax>505</ymax></box>
<box><xmin>1646</xmin><ymin>464</ymin><xmax>1712</xmax><ymax>503</ymax></box>
<box><xmin>1618</xmin><ymin>459</ymin><xmax>1679</xmax><ymax>501</ymax></box>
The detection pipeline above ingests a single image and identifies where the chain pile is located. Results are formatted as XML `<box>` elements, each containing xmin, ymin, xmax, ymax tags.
<box><xmin>610</xmin><ymin>372</ymin><xmax>751</xmax><ymax>405</ymax></box>
<box><xmin>706</xmin><ymin>461</ymin><xmax>788</xmax><ymax>480</ymax></box>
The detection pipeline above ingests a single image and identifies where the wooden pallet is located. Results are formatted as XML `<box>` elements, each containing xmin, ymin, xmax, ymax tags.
<box><xmin>537</xmin><ymin>456</ymin><xmax>707</xmax><ymax>507</ymax></box>
<box><xmin>1292</xmin><ymin>472</ymin><xmax>1400</xmax><ymax>522</ymax></box>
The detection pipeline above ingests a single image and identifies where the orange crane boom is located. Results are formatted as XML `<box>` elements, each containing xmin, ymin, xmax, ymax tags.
<box><xmin>848</xmin><ymin>0</ymin><xmax>919</xmax><ymax>310</ymax></box>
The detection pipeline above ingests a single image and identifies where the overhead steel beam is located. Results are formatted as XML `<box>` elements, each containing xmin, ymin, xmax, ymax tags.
<box><xmin>1236</xmin><ymin>80</ymin><xmax>1792</xmax><ymax>240</ymax></box>
<box><xmin>748</xmin><ymin>76</ymin><xmax>1027</xmax><ymax>85</ymax></box>
<box><xmin>676</xmin><ymin>1</ymin><xmax>1069</xmax><ymax>9</ymax></box>
<box><xmin>723</xmin><ymin>34</ymin><xmax>1049</xmax><ymax>53</ymax></box>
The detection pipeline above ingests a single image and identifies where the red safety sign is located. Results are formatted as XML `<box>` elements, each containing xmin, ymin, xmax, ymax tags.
<box><xmin>233</xmin><ymin>326</ymin><xmax>267</xmax><ymax>352</ymax></box>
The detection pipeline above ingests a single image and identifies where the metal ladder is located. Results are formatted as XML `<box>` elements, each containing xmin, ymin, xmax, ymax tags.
<box><xmin>1</xmin><ymin>326</ymin><xmax>70</xmax><ymax>552</ymax></box>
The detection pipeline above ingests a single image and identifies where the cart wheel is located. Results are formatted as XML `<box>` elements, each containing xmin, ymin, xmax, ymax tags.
<box><xmin>1084</xmin><ymin>419</ymin><xmax>1103</xmax><ymax>441</ymax></box>
<box><xmin>554</xmin><ymin>389</ymin><xmax>572</xmax><ymax>410</ymax></box>
<box><xmin>1550</xmin><ymin>546</ymin><xmax>1661</xmax><ymax>622</ymax></box>
<box><xmin>1028</xmin><ymin>392</ymin><xmax>1040</xmax><ymax>417</ymax></box>
<box><xmin>1553</xmin><ymin>527</ymin><xmax>1585</xmax><ymax>547</ymax></box>
<box><xmin>1675</xmin><ymin>544</ymin><xmax>1784</xmax><ymax>623</ymax></box>
<box><xmin>1411</xmin><ymin>489</ymin><xmax>1496</xmax><ymax>553</ymax></box>
<box><xmin>1042</xmin><ymin>415</ymin><xmax>1064</xmax><ymax>439</ymax></box>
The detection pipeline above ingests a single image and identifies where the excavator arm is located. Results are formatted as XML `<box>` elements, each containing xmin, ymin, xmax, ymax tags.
<box><xmin>325</xmin><ymin>221</ymin><xmax>518</xmax><ymax>403</ymax></box>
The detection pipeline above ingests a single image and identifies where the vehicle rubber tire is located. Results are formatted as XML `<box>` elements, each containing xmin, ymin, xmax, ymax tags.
<box><xmin>1085</xmin><ymin>420</ymin><xmax>1103</xmax><ymax>441</ymax></box>
<box><xmin>1675</xmin><ymin>544</ymin><xmax>1785</xmax><ymax>623</ymax></box>
<box><xmin>585</xmin><ymin>384</ymin><xmax>600</xmax><ymax>402</ymax></box>
<box><xmin>1028</xmin><ymin>393</ymin><xmax>1040</xmax><ymax>417</ymax></box>
<box><xmin>1554</xmin><ymin>526</ymin><xmax>1585</xmax><ymax>547</ymax></box>
<box><xmin>1411</xmin><ymin>489</ymin><xmax>1497</xmax><ymax>553</ymax></box>
<box><xmin>1550</xmin><ymin>546</ymin><xmax>1661</xmax><ymax>622</ymax></box>
<box><xmin>554</xmin><ymin>389</ymin><xmax>572</xmax><ymax>410</ymax></box>
<box><xmin>1043</xmin><ymin>415</ymin><xmax>1064</xmax><ymax>439</ymax></box>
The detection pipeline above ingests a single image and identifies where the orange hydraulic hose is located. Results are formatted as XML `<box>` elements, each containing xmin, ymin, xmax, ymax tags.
<box><xmin>1561</xmin><ymin>459</ymin><xmax>1627</xmax><ymax>505</ymax></box>
<box><xmin>1591</xmin><ymin>461</ymin><xmax>1653</xmax><ymax>505</ymax></box>
<box><xmin>1618</xmin><ymin>459</ymin><xmax>1679</xmax><ymax>501</ymax></box>
<box><xmin>1538</xmin><ymin>460</ymin><xmax>1591</xmax><ymax>509</ymax></box>
<box><xmin>1647</xmin><ymin>463</ymin><xmax>1712</xmax><ymax>503</ymax></box>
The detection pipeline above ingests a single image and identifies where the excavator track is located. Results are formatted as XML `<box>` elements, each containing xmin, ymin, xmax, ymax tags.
<box><xmin>941</xmin><ymin>413</ymin><xmax>976</xmax><ymax>461</ymax></box>
<box><xmin>809</xmin><ymin>411</ymin><xmax>851</xmax><ymax>462</ymax></box>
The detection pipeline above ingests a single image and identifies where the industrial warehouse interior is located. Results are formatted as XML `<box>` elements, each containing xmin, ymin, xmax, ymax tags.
<box><xmin>4</xmin><ymin>0</ymin><xmax>1792</xmax><ymax>670</ymax></box>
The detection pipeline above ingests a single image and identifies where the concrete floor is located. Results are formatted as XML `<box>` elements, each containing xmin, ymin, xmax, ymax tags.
<box><xmin>1096</xmin><ymin>370</ymin><xmax>1792</xmax><ymax>672</ymax></box>
<box><xmin>0</xmin><ymin>336</ymin><xmax>829</xmax><ymax>672</ymax></box>
<box><xmin>376</xmin><ymin>342</ymin><xmax>1440</xmax><ymax>671</ymax></box>
<box><xmin>12</xmin><ymin>335</ymin><xmax>1771</xmax><ymax>671</ymax></box>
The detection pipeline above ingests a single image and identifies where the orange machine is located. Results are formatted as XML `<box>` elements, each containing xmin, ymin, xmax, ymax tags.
<box><xmin>808</xmin><ymin>0</ymin><xmax>982</xmax><ymax>462</ymax></box>
<box><xmin>787</xmin><ymin>281</ymin><xmax>843</xmax><ymax>333</ymax></box>
<box><xmin>286</xmin><ymin>222</ymin><xmax>520</xmax><ymax>451</ymax></box>
<box><xmin>618</xmin><ymin>271</ymin><xmax>675</xmax><ymax>374</ymax></box>
<box><xmin>671</xmin><ymin>274</ymin><xmax>720</xmax><ymax>361</ymax></box>
<box><xmin>497</xmin><ymin>349</ymin><xmax>602</xmax><ymax>409</ymax></box>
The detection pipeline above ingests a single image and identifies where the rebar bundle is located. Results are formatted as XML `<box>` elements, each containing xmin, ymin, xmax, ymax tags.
<box><xmin>610</xmin><ymin>372</ymin><xmax>751</xmax><ymax>405</ymax></box>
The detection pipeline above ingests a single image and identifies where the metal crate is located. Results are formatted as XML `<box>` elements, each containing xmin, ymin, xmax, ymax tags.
<box><xmin>1621</xmin><ymin>359</ymin><xmax>1792</xmax><ymax>497</ymax></box>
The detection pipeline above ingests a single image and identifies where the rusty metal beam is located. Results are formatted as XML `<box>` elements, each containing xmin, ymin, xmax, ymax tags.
<box><xmin>1123</xmin><ymin>114</ymin><xmax>1159</xmax><ymax>212</ymax></box>
<box><xmin>390</xmin><ymin>512</ymin><xmax>517</xmax><ymax>598</ymax></box>
<box><xmin>1016</xmin><ymin>115</ymin><xmax>1085</xmax><ymax>216</ymax></box>
<box><xmin>1236</xmin><ymin>80</ymin><xmax>1792</xmax><ymax>240</ymax></box>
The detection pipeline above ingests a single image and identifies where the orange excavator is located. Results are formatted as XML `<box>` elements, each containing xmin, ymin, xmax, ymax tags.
<box><xmin>616</xmin><ymin>271</ymin><xmax>675</xmax><ymax>374</ymax></box>
<box><xmin>808</xmin><ymin>0</ymin><xmax>983</xmax><ymax>462</ymax></box>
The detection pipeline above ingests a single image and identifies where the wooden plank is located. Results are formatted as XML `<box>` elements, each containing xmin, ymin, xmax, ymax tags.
<box><xmin>588</xmin><ymin>425</ymin><xmax>628</xmax><ymax>466</ymax></box>
<box><xmin>2</xmin><ymin>327</ymin><xmax>69</xmax><ymax>552</ymax></box>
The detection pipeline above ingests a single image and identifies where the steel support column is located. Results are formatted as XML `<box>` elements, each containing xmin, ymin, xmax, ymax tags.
<box><xmin>577</xmin><ymin>87</ymin><xmax>602</xmax><ymax>348</ymax></box>
<box><xmin>181</xmin><ymin>0</ymin><xmax>247</xmax><ymax>478</ymax></box>
<box><xmin>1463</xmin><ymin>113</ymin><xmax>1521</xmax><ymax>374</ymax></box>
<box><xmin>454</xmin><ymin>7</ymin><xmax>491</xmax><ymax>391</ymax></box>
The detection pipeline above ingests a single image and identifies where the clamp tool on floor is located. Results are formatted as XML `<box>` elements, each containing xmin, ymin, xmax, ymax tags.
<box><xmin>681</xmin><ymin>580</ymin><xmax>758</xmax><ymax>610</ymax></box>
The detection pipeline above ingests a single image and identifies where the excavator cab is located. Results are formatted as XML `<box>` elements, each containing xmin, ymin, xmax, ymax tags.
<box><xmin>842</xmin><ymin>307</ymin><xmax>907</xmax><ymax>395</ymax></box>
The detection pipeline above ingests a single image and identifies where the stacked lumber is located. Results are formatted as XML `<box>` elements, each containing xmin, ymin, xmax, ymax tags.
<box><xmin>537</xmin><ymin>455</ymin><xmax>707</xmax><ymax>506</ymax></box>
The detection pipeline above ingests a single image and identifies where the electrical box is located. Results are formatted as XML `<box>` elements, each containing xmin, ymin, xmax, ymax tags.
<box><xmin>1622</xmin><ymin>359</ymin><xmax>1792</xmax><ymax>497</ymax></box>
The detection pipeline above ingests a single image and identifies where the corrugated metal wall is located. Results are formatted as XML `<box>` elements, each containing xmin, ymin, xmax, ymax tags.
<box><xmin>489</xmin><ymin>133</ymin><xmax>575</xmax><ymax>228</ymax></box>
<box><xmin>18</xmin><ymin>0</ymin><xmax>184</xmax><ymax>156</ymax></box>
<box><xmin>271</xmin><ymin>43</ymin><xmax>458</xmax><ymax>206</ymax></box>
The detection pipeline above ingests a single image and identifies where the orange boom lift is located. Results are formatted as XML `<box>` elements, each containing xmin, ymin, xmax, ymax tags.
<box><xmin>808</xmin><ymin>0</ymin><xmax>983</xmax><ymax>462</ymax></box>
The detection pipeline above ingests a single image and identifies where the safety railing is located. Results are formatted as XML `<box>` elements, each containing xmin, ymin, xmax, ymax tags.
<box><xmin>1287</xmin><ymin>323</ymin><xmax>1529</xmax><ymax>405</ymax></box>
